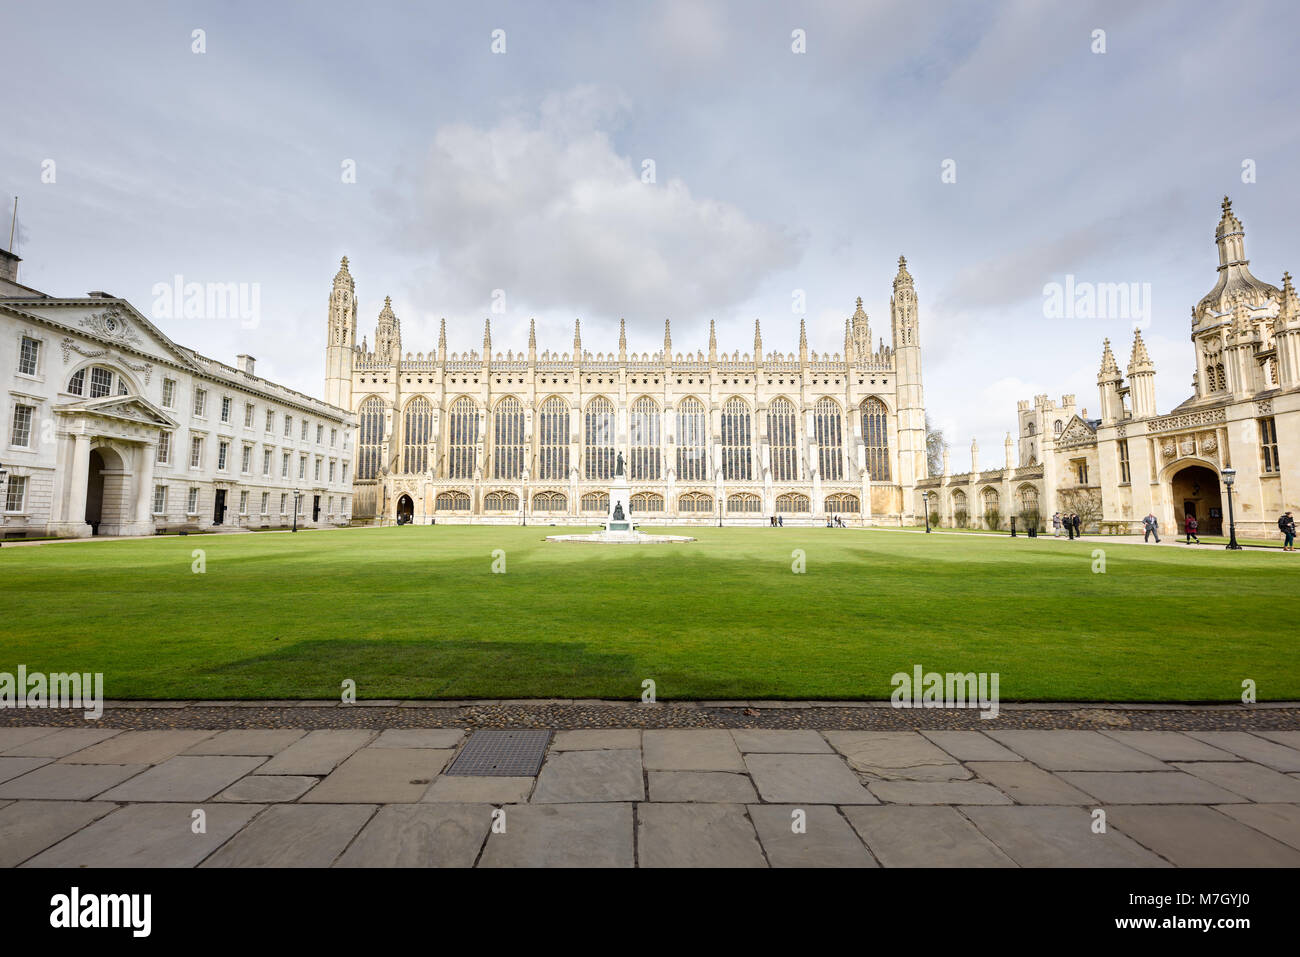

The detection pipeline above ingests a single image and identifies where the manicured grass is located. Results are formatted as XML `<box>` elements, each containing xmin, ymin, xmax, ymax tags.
<box><xmin>0</xmin><ymin>525</ymin><xmax>1293</xmax><ymax>701</ymax></box>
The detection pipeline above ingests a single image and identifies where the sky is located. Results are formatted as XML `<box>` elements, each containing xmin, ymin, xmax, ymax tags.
<box><xmin>4</xmin><ymin>0</ymin><xmax>1299</xmax><ymax>465</ymax></box>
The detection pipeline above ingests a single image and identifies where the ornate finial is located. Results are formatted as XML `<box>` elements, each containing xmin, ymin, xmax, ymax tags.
<box><xmin>899</xmin><ymin>255</ymin><xmax>907</xmax><ymax>268</ymax></box>
<box><xmin>1284</xmin><ymin>270</ymin><xmax>1294</xmax><ymax>291</ymax></box>
<box><xmin>528</xmin><ymin>317</ymin><xmax>537</xmax><ymax>348</ymax></box>
<box><xmin>618</xmin><ymin>318</ymin><xmax>627</xmax><ymax>346</ymax></box>
<box><xmin>340</xmin><ymin>255</ymin><xmax>349</xmax><ymax>268</ymax></box>
<box><xmin>483</xmin><ymin>317</ymin><xmax>492</xmax><ymax>353</ymax></box>
<box><xmin>1222</xmin><ymin>195</ymin><xmax>1232</xmax><ymax>211</ymax></box>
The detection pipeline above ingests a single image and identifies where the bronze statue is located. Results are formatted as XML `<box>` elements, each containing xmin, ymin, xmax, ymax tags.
<box><xmin>616</xmin><ymin>451</ymin><xmax>625</xmax><ymax>476</ymax></box>
<box><xmin>613</xmin><ymin>502</ymin><xmax>625</xmax><ymax>520</ymax></box>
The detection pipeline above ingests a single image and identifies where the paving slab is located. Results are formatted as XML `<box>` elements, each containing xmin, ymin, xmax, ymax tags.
<box><xmin>24</xmin><ymin>803</ymin><xmax>262</xmax><ymax>868</ymax></box>
<box><xmin>0</xmin><ymin>762</ymin><xmax>145</xmax><ymax>800</ymax></box>
<box><xmin>0</xmin><ymin>801</ymin><xmax>118</xmax><ymax>867</ymax></box>
<box><xmin>1107</xmin><ymin>806</ymin><xmax>1300</xmax><ymax>867</ymax></box>
<box><xmin>98</xmin><ymin>756</ymin><xmax>265</xmax><ymax>802</ymax></box>
<box><xmin>531</xmin><ymin>749</ymin><xmax>644</xmax><ymax>803</ymax></box>
<box><xmin>748</xmin><ymin>805</ymin><xmax>876</xmax><ymax>867</ymax></box>
<box><xmin>216</xmin><ymin>775</ymin><xmax>318</xmax><ymax>803</ymax></box>
<box><xmin>337</xmin><ymin>804</ymin><xmax>492</xmax><ymax>867</ymax></box>
<box><xmin>967</xmin><ymin>761</ymin><xmax>1096</xmax><ymax>805</ymax></box>
<box><xmin>1097</xmin><ymin>730</ymin><xmax>1238</xmax><ymax>762</ymax></box>
<box><xmin>961</xmin><ymin>806</ymin><xmax>1170</xmax><ymax>867</ymax></box>
<box><xmin>423</xmin><ymin>776</ymin><xmax>534</xmax><ymax>804</ymax></box>
<box><xmin>1056</xmin><ymin>771</ymin><xmax>1246</xmax><ymax>804</ymax></box>
<box><xmin>744</xmin><ymin>753</ymin><xmax>877</xmax><ymax>804</ymax></box>
<box><xmin>202</xmin><ymin>804</ymin><xmax>376</xmax><ymax>867</ymax></box>
<box><xmin>62</xmin><ymin>730</ymin><xmax>217</xmax><ymax>765</ymax></box>
<box><xmin>302</xmin><ymin>748</ymin><xmax>453</xmax><ymax>803</ymax></box>
<box><xmin>730</xmin><ymin>730</ymin><xmax>830</xmax><ymax>753</ymax></box>
<box><xmin>1184</xmin><ymin>732</ymin><xmax>1300</xmax><ymax>771</ymax></box>
<box><xmin>824</xmin><ymin>731</ymin><xmax>969</xmax><ymax>781</ymax></box>
<box><xmin>643</xmin><ymin>730</ymin><xmax>744</xmax><ymax>771</ymax></box>
<box><xmin>478</xmin><ymin>803</ymin><xmax>634</xmax><ymax>867</ymax></box>
<box><xmin>0</xmin><ymin>756</ymin><xmax>53</xmax><ymax>785</ymax></box>
<box><xmin>1</xmin><ymin>729</ymin><xmax>122</xmax><ymax>758</ymax></box>
<box><xmin>1214</xmin><ymin>803</ymin><xmax>1300</xmax><ymax>851</ymax></box>
<box><xmin>550</xmin><ymin>729</ymin><xmax>641</xmax><ymax>751</ymax></box>
<box><xmin>255</xmin><ymin>730</ymin><xmax>376</xmax><ymax>775</ymax></box>
<box><xmin>1172</xmin><ymin>761</ymin><xmax>1300</xmax><ymax>803</ymax></box>
<box><xmin>371</xmin><ymin>729</ymin><xmax>466</xmax><ymax>749</ymax></box>
<box><xmin>868</xmin><ymin>779</ymin><xmax>1012</xmax><ymax>805</ymax></box>
<box><xmin>841</xmin><ymin>806</ymin><xmax>1015</xmax><ymax>867</ymax></box>
<box><xmin>920</xmin><ymin>731</ymin><xmax>1023</xmax><ymax>762</ymax></box>
<box><xmin>1255</xmin><ymin>731</ymin><xmax>1300</xmax><ymax>750</ymax></box>
<box><xmin>647</xmin><ymin>771</ymin><xmax>759</xmax><ymax>803</ymax></box>
<box><xmin>182</xmin><ymin>729</ymin><xmax>307</xmax><ymax>755</ymax></box>
<box><xmin>637</xmin><ymin>803</ymin><xmax>767</xmax><ymax>868</ymax></box>
<box><xmin>0</xmin><ymin>728</ymin><xmax>62</xmax><ymax>751</ymax></box>
<box><xmin>986</xmin><ymin>731</ymin><xmax>1168</xmax><ymax>771</ymax></box>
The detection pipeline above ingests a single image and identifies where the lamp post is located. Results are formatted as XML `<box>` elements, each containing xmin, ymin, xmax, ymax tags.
<box><xmin>922</xmin><ymin>490</ymin><xmax>931</xmax><ymax>533</ymax></box>
<box><xmin>1221</xmin><ymin>466</ymin><xmax>1241</xmax><ymax>550</ymax></box>
<box><xmin>292</xmin><ymin>489</ymin><xmax>301</xmax><ymax>533</ymax></box>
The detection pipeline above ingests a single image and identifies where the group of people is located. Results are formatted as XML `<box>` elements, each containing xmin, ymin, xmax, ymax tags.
<box><xmin>825</xmin><ymin>515</ymin><xmax>847</xmax><ymax>528</ymax></box>
<box><xmin>767</xmin><ymin>515</ymin><xmax>785</xmax><ymax>527</ymax></box>
<box><xmin>1051</xmin><ymin>512</ymin><xmax>1083</xmax><ymax>539</ymax></box>
<box><xmin>1280</xmin><ymin>511</ymin><xmax>1296</xmax><ymax>551</ymax></box>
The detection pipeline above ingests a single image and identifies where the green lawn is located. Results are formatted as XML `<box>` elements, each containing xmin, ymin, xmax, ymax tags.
<box><xmin>0</xmin><ymin>525</ymin><xmax>1293</xmax><ymax>701</ymax></box>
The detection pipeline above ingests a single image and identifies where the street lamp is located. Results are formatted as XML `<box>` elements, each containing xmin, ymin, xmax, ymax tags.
<box><xmin>292</xmin><ymin>489</ymin><xmax>301</xmax><ymax>533</ymax></box>
<box><xmin>922</xmin><ymin>490</ymin><xmax>931</xmax><ymax>533</ymax></box>
<box><xmin>1221</xmin><ymin>466</ymin><xmax>1241</xmax><ymax>550</ymax></box>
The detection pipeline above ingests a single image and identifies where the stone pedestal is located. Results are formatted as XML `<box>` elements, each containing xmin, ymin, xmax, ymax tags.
<box><xmin>606</xmin><ymin>474</ymin><xmax>632</xmax><ymax>532</ymax></box>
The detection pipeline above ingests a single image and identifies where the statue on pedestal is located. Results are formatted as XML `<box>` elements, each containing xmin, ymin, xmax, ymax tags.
<box><xmin>612</xmin><ymin>501</ymin><xmax>625</xmax><ymax>521</ymax></box>
<box><xmin>616</xmin><ymin>452</ymin><xmax>625</xmax><ymax>476</ymax></box>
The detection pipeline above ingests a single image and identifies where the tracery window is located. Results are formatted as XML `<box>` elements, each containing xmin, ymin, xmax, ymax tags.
<box><xmin>581</xmin><ymin>491</ymin><xmax>609</xmax><ymax>512</ymax></box>
<box><xmin>447</xmin><ymin>397</ymin><xmax>478</xmax><ymax>479</ymax></box>
<box><xmin>357</xmin><ymin>397</ymin><xmax>384</xmax><ymax>480</ymax></box>
<box><xmin>768</xmin><ymin>398</ymin><xmax>798</xmax><ymax>481</ymax></box>
<box><xmin>861</xmin><ymin>397</ymin><xmax>890</xmax><ymax>481</ymax></box>
<box><xmin>726</xmin><ymin>492</ymin><xmax>761</xmax><ymax>513</ymax></box>
<box><xmin>402</xmin><ymin>397</ymin><xmax>432</xmax><ymax>474</ymax></box>
<box><xmin>584</xmin><ymin>396</ymin><xmax>616</xmax><ymax>480</ymax></box>
<box><xmin>484</xmin><ymin>491</ymin><xmax>519</xmax><ymax>511</ymax></box>
<box><xmin>721</xmin><ymin>397</ymin><xmax>753</xmax><ymax>481</ymax></box>
<box><xmin>538</xmin><ymin>396</ymin><xmax>570</xmax><ymax>480</ymax></box>
<box><xmin>824</xmin><ymin>493</ymin><xmax>859</xmax><ymax>513</ymax></box>
<box><xmin>678</xmin><ymin>491</ymin><xmax>713</xmax><ymax>513</ymax></box>
<box><xmin>435</xmin><ymin>490</ymin><xmax>471</xmax><ymax>511</ymax></box>
<box><xmin>676</xmin><ymin>397</ymin><xmax>708</xmax><ymax>481</ymax></box>
<box><xmin>815</xmin><ymin>397</ymin><xmax>843</xmax><ymax>480</ymax></box>
<box><xmin>630</xmin><ymin>397</ymin><xmax>661</xmax><ymax>480</ymax></box>
<box><xmin>494</xmin><ymin>396</ymin><xmax>525</xmax><ymax>479</ymax></box>
<box><xmin>631</xmin><ymin>492</ymin><xmax>664</xmax><ymax>513</ymax></box>
<box><xmin>775</xmin><ymin>492</ymin><xmax>809</xmax><ymax>513</ymax></box>
<box><xmin>533</xmin><ymin>491</ymin><xmax>567</xmax><ymax>511</ymax></box>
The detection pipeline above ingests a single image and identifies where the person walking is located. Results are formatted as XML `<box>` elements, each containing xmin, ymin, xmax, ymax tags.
<box><xmin>1280</xmin><ymin>511</ymin><xmax>1296</xmax><ymax>551</ymax></box>
<box><xmin>1142</xmin><ymin>511</ymin><xmax>1160</xmax><ymax>543</ymax></box>
<box><xmin>1184</xmin><ymin>514</ymin><xmax>1200</xmax><ymax>544</ymax></box>
<box><xmin>1052</xmin><ymin>512</ymin><xmax>1062</xmax><ymax>537</ymax></box>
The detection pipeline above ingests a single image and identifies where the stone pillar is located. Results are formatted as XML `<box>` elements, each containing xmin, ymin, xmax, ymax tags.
<box><xmin>67</xmin><ymin>433</ymin><xmax>92</xmax><ymax>528</ymax></box>
<box><xmin>134</xmin><ymin>441</ymin><xmax>157</xmax><ymax>526</ymax></box>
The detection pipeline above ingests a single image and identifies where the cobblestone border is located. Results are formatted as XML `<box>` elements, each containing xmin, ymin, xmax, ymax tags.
<box><xmin>2</xmin><ymin>701</ymin><xmax>1297</xmax><ymax>732</ymax></box>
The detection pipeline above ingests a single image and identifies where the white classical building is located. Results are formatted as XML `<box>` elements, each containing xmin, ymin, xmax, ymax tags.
<box><xmin>1</xmin><ymin>249</ymin><xmax>355</xmax><ymax>539</ymax></box>
<box><xmin>324</xmin><ymin>256</ymin><xmax>929</xmax><ymax>525</ymax></box>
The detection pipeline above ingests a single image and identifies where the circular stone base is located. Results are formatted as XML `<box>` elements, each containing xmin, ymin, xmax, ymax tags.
<box><xmin>546</xmin><ymin>530</ymin><xmax>696</xmax><ymax>544</ymax></box>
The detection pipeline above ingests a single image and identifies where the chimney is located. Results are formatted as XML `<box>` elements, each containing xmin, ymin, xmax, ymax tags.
<box><xmin>0</xmin><ymin>248</ymin><xmax>19</xmax><ymax>283</ymax></box>
<box><xmin>236</xmin><ymin>354</ymin><xmax>256</xmax><ymax>376</ymax></box>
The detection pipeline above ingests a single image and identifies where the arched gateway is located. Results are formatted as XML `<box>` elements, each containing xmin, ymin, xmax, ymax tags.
<box><xmin>1169</xmin><ymin>463</ymin><xmax>1223</xmax><ymax>535</ymax></box>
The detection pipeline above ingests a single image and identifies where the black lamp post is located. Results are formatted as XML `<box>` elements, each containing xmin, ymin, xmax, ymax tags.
<box><xmin>922</xmin><ymin>490</ymin><xmax>931</xmax><ymax>533</ymax></box>
<box><xmin>292</xmin><ymin>489</ymin><xmax>301</xmax><ymax>533</ymax></box>
<box><xmin>1222</xmin><ymin>466</ymin><xmax>1241</xmax><ymax>550</ymax></box>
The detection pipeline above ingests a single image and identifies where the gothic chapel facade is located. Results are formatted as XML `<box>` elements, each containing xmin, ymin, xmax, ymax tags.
<box><xmin>324</xmin><ymin>257</ymin><xmax>929</xmax><ymax>524</ymax></box>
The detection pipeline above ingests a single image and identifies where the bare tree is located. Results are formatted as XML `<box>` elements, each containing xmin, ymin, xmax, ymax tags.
<box><xmin>925</xmin><ymin>414</ymin><xmax>947</xmax><ymax>479</ymax></box>
<box><xmin>1058</xmin><ymin>487</ymin><xmax>1103</xmax><ymax>532</ymax></box>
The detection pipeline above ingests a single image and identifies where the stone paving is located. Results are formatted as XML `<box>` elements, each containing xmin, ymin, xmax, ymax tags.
<box><xmin>3</xmin><ymin>720</ymin><xmax>1300</xmax><ymax>867</ymax></box>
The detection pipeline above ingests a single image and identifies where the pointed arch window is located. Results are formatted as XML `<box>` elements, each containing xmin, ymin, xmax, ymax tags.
<box><xmin>861</xmin><ymin>397</ymin><xmax>890</xmax><ymax>481</ymax></box>
<box><xmin>447</xmin><ymin>397</ymin><xmax>478</xmax><ymax>479</ymax></box>
<box><xmin>402</xmin><ymin>397</ymin><xmax>432</xmax><ymax>474</ymax></box>
<box><xmin>357</xmin><ymin>397</ymin><xmax>384</xmax><ymax>480</ymax></box>
<box><xmin>493</xmin><ymin>396</ymin><xmax>525</xmax><ymax>479</ymax></box>
<box><xmin>584</xmin><ymin>397</ymin><xmax>616</xmax><ymax>480</ymax></box>
<box><xmin>538</xmin><ymin>396</ymin><xmax>570</xmax><ymax>480</ymax></box>
<box><xmin>768</xmin><ymin>397</ymin><xmax>798</xmax><ymax>481</ymax></box>
<box><xmin>721</xmin><ymin>397</ymin><xmax>753</xmax><ymax>481</ymax></box>
<box><xmin>630</xmin><ymin>397</ymin><xmax>661</xmax><ymax>480</ymax></box>
<box><xmin>676</xmin><ymin>397</ymin><xmax>708</xmax><ymax>481</ymax></box>
<box><xmin>815</xmin><ymin>398</ymin><xmax>844</xmax><ymax>480</ymax></box>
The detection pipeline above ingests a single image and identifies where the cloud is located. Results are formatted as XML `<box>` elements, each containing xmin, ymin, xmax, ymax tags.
<box><xmin>376</xmin><ymin>86</ymin><xmax>803</xmax><ymax>323</ymax></box>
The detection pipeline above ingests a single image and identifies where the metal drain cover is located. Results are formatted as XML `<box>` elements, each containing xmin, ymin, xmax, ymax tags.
<box><xmin>446</xmin><ymin>729</ymin><xmax>552</xmax><ymax>776</ymax></box>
